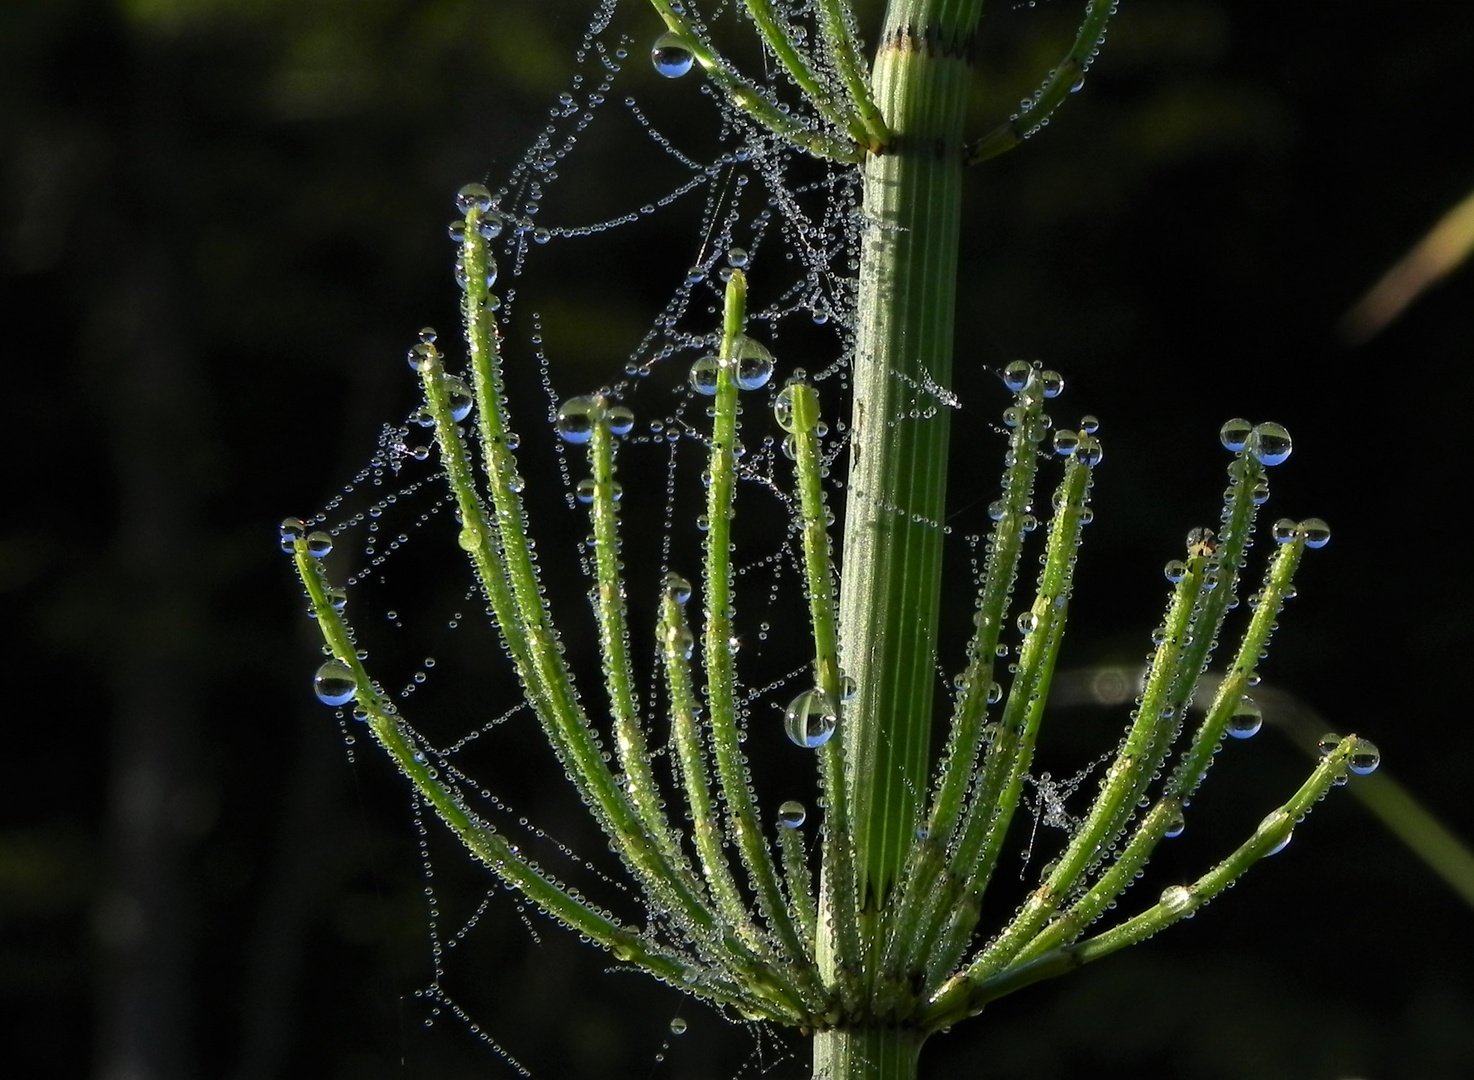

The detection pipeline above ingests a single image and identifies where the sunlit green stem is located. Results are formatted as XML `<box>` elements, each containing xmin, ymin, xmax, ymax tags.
<box><xmin>291</xmin><ymin>545</ymin><xmax>768</xmax><ymax>1019</ymax></box>
<box><xmin>840</xmin><ymin>0</ymin><xmax>985</xmax><ymax>924</ymax></box>
<box><xmin>966</xmin><ymin>0</ymin><xmax>1117</xmax><ymax>163</ymax></box>
<box><xmin>701</xmin><ymin>271</ymin><xmax>822</xmax><ymax>1001</ymax></box>
<box><xmin>783</xmin><ymin>381</ymin><xmax>863</xmax><ymax>1009</ymax></box>
<box><xmin>644</xmin><ymin>0</ymin><xmax>863</xmax><ymax>161</ymax></box>
<box><xmin>740</xmin><ymin>0</ymin><xmax>867</xmax><ymax>143</ymax></box>
<box><xmin>923</xmin><ymin>734</ymin><xmax>1366</xmax><ymax>1029</ymax></box>
<box><xmin>586</xmin><ymin>416</ymin><xmax>707</xmax><ymax>906</ymax></box>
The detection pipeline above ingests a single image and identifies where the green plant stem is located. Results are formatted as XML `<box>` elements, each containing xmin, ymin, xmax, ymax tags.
<box><xmin>838</xmin><ymin>0</ymin><xmax>984</xmax><ymax>926</ymax></box>
<box><xmin>814</xmin><ymin>1026</ymin><xmax>926</xmax><ymax>1080</ymax></box>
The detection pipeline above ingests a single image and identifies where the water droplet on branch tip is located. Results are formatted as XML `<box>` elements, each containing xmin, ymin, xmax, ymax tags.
<box><xmin>777</xmin><ymin>801</ymin><xmax>806</xmax><ymax>828</ymax></box>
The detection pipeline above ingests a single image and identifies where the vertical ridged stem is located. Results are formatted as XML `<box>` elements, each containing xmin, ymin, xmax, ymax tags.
<box><xmin>813</xmin><ymin>1025</ymin><xmax>925</xmax><ymax>1080</ymax></box>
<box><xmin>838</xmin><ymin>0</ymin><xmax>983</xmax><ymax>930</ymax></box>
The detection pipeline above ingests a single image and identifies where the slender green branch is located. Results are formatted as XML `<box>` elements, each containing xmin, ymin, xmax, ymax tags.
<box><xmin>924</xmin><ymin>734</ymin><xmax>1368</xmax><ymax>1029</ymax></box>
<box><xmin>815</xmin><ymin>0</ymin><xmax>891</xmax><ymax>149</ymax></box>
<box><xmin>659</xmin><ymin>588</ymin><xmax>810</xmax><ymax>1005</ymax></box>
<box><xmin>739</xmin><ymin>0</ymin><xmax>869</xmax><ymax>144</ymax></box>
<box><xmin>780</xmin><ymin>380</ymin><xmax>864</xmax><ymax>1008</ymax></box>
<box><xmin>700</xmin><ymin>272</ymin><xmax>823</xmax><ymax>1001</ymax></box>
<box><xmin>291</xmin><ymin>543</ymin><xmax>773</xmax><ymax>1019</ymax></box>
<box><xmin>586</xmin><ymin>414</ymin><xmax>708</xmax><ymax>908</ymax></box>
<box><xmin>644</xmin><ymin>0</ymin><xmax>864</xmax><ymax>162</ymax></box>
<box><xmin>966</xmin><ymin>0</ymin><xmax>1117</xmax><ymax>164</ymax></box>
<box><xmin>918</xmin><ymin>443</ymin><xmax>1094</xmax><ymax>987</ymax></box>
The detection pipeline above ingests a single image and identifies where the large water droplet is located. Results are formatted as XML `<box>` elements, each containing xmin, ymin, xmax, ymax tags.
<box><xmin>305</xmin><ymin>530</ymin><xmax>333</xmax><ymax>559</ymax></box>
<box><xmin>1227</xmin><ymin>697</ymin><xmax>1262</xmax><ymax>739</ymax></box>
<box><xmin>313</xmin><ymin>660</ymin><xmax>356</xmax><ymax>706</ymax></box>
<box><xmin>784</xmin><ymin>688</ymin><xmax>838</xmax><ymax>748</ymax></box>
<box><xmin>279</xmin><ymin>517</ymin><xmax>305</xmax><ymax>553</ymax></box>
<box><xmin>556</xmin><ymin>396</ymin><xmax>603</xmax><ymax>443</ymax></box>
<box><xmin>455</xmin><ymin>183</ymin><xmax>493</xmax><ymax>214</ymax></box>
<box><xmin>651</xmin><ymin>32</ymin><xmax>694</xmax><ymax>77</ymax></box>
<box><xmin>777</xmin><ymin>800</ymin><xmax>807</xmax><ymax>828</ymax></box>
<box><xmin>1249</xmin><ymin>421</ymin><xmax>1293</xmax><ymax>466</ymax></box>
<box><xmin>1256</xmin><ymin>810</ymin><xmax>1292</xmax><ymax>855</ymax></box>
<box><xmin>662</xmin><ymin>571</ymin><xmax>692</xmax><ymax>605</ymax></box>
<box><xmin>1159</xmin><ymin>884</ymin><xmax>1193</xmax><ymax>915</ymax></box>
<box><xmin>1002</xmin><ymin>360</ymin><xmax>1033</xmax><ymax>392</ymax></box>
<box><xmin>1073</xmin><ymin>433</ymin><xmax>1103</xmax><ymax>466</ymax></box>
<box><xmin>669</xmin><ymin>1017</ymin><xmax>688</xmax><ymax>1036</ymax></box>
<box><xmin>443</xmin><ymin>376</ymin><xmax>474</xmax><ymax>422</ymax></box>
<box><xmin>1219</xmin><ymin>418</ymin><xmax>1254</xmax><ymax>452</ymax></box>
<box><xmin>1299</xmin><ymin>517</ymin><xmax>1331</xmax><ymax>549</ymax></box>
<box><xmin>1164</xmin><ymin>806</ymin><xmax>1186</xmax><ymax>838</ymax></box>
<box><xmin>1348</xmin><ymin>737</ymin><xmax>1381</xmax><ymax>775</ymax></box>
<box><xmin>774</xmin><ymin>383</ymin><xmax>807</xmax><ymax>433</ymax></box>
<box><xmin>607</xmin><ymin>405</ymin><xmax>635</xmax><ymax>436</ymax></box>
<box><xmin>733</xmin><ymin>336</ymin><xmax>774</xmax><ymax>390</ymax></box>
<box><xmin>689</xmin><ymin>355</ymin><xmax>720</xmax><ymax>396</ymax></box>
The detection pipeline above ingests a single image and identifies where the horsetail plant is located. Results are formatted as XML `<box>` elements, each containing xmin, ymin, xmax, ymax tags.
<box><xmin>284</xmin><ymin>2</ymin><xmax>1381</xmax><ymax>1077</ymax></box>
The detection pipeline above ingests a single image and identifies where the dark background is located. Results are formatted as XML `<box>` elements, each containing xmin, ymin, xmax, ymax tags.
<box><xmin>4</xmin><ymin>1</ymin><xmax>1473</xmax><ymax>1078</ymax></box>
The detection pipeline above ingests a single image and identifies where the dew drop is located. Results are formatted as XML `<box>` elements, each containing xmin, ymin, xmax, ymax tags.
<box><xmin>1038</xmin><ymin>369</ymin><xmax>1064</xmax><ymax>398</ymax></box>
<box><xmin>1164</xmin><ymin>807</ymin><xmax>1186</xmax><ymax>838</ymax></box>
<box><xmin>1256</xmin><ymin>810</ymin><xmax>1292</xmax><ymax>855</ymax></box>
<box><xmin>774</xmin><ymin>383</ymin><xmax>809</xmax><ymax>433</ymax></box>
<box><xmin>303</xmin><ymin>531</ymin><xmax>332</xmax><ymax>559</ymax></box>
<box><xmin>1002</xmin><ymin>360</ymin><xmax>1033</xmax><ymax>392</ymax></box>
<box><xmin>1272</xmin><ymin>518</ymin><xmax>1297</xmax><ymax>544</ymax></box>
<box><xmin>1163</xmin><ymin>559</ymin><xmax>1187</xmax><ymax>584</ymax></box>
<box><xmin>669</xmin><ymin>1017</ymin><xmax>688</xmax><ymax>1036</ymax></box>
<box><xmin>443</xmin><ymin>376</ymin><xmax>474</xmax><ymax>422</ymax></box>
<box><xmin>1249</xmin><ymin>421</ymin><xmax>1293</xmax><ymax>466</ymax></box>
<box><xmin>1227</xmin><ymin>697</ymin><xmax>1262</xmax><ymax>739</ymax></box>
<box><xmin>1348</xmin><ymin>737</ymin><xmax>1381</xmax><ymax>775</ymax></box>
<box><xmin>1299</xmin><ymin>517</ymin><xmax>1331</xmax><ymax>549</ymax></box>
<box><xmin>556</xmin><ymin>395</ymin><xmax>603</xmax><ymax>443</ymax></box>
<box><xmin>1219</xmin><ymin>418</ymin><xmax>1254</xmax><ymax>452</ymax></box>
<box><xmin>1159</xmin><ymin>884</ymin><xmax>1193</xmax><ymax>914</ymax></box>
<box><xmin>666</xmin><ymin>623</ymin><xmax>695</xmax><ymax>660</ymax></box>
<box><xmin>662</xmin><ymin>571</ymin><xmax>693</xmax><ymax>604</ymax></box>
<box><xmin>651</xmin><ymin>32</ymin><xmax>695</xmax><ymax>78</ymax></box>
<box><xmin>455</xmin><ymin>183</ymin><xmax>493</xmax><ymax>214</ymax></box>
<box><xmin>689</xmin><ymin>355</ymin><xmax>721</xmax><ymax>396</ymax></box>
<box><xmin>313</xmin><ymin>660</ymin><xmax>356</xmax><ymax>706</ymax></box>
<box><xmin>607</xmin><ymin>405</ymin><xmax>636</xmax><ymax>436</ymax></box>
<box><xmin>784</xmin><ymin>688</ymin><xmax>838</xmax><ymax>748</ymax></box>
<box><xmin>279</xmin><ymin>517</ymin><xmax>305</xmax><ymax>553</ymax></box>
<box><xmin>576</xmin><ymin>478</ymin><xmax>597</xmax><ymax>503</ymax></box>
<box><xmin>733</xmin><ymin>336</ymin><xmax>774</xmax><ymax>390</ymax></box>
<box><xmin>726</xmin><ymin>247</ymin><xmax>748</xmax><ymax>268</ymax></box>
<box><xmin>777</xmin><ymin>800</ymin><xmax>807</xmax><ymax>828</ymax></box>
<box><xmin>1052</xmin><ymin>429</ymin><xmax>1079</xmax><ymax>456</ymax></box>
<box><xmin>1073</xmin><ymin>433</ymin><xmax>1103</xmax><ymax>466</ymax></box>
